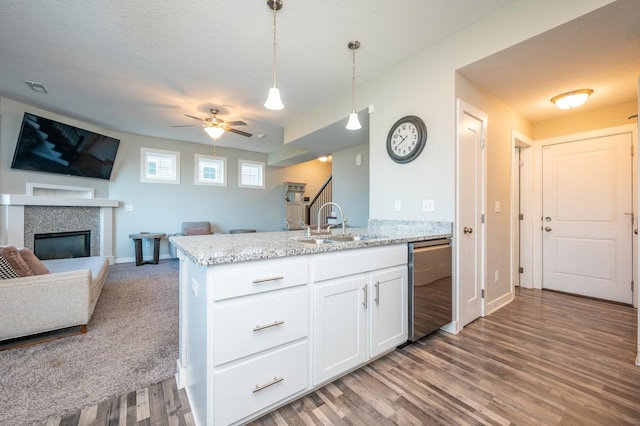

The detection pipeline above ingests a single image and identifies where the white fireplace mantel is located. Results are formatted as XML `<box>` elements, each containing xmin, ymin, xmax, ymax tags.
<box><xmin>0</xmin><ymin>194</ymin><xmax>119</xmax><ymax>208</ymax></box>
<box><xmin>0</xmin><ymin>193</ymin><xmax>119</xmax><ymax>262</ymax></box>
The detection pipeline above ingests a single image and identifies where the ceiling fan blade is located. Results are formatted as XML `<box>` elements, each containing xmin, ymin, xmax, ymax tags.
<box><xmin>225</xmin><ymin>120</ymin><xmax>247</xmax><ymax>126</ymax></box>
<box><xmin>228</xmin><ymin>128</ymin><xmax>253</xmax><ymax>138</ymax></box>
<box><xmin>170</xmin><ymin>125</ymin><xmax>197</xmax><ymax>128</ymax></box>
<box><xmin>184</xmin><ymin>114</ymin><xmax>204</xmax><ymax>121</ymax></box>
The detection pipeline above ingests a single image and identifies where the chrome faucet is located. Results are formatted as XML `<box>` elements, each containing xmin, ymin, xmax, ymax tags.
<box><xmin>317</xmin><ymin>202</ymin><xmax>347</xmax><ymax>234</ymax></box>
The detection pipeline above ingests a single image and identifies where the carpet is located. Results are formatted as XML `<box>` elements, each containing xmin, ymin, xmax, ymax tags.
<box><xmin>0</xmin><ymin>259</ymin><xmax>179</xmax><ymax>425</ymax></box>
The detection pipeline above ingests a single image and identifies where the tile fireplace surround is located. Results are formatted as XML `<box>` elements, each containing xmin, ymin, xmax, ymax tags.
<box><xmin>0</xmin><ymin>183</ymin><xmax>118</xmax><ymax>262</ymax></box>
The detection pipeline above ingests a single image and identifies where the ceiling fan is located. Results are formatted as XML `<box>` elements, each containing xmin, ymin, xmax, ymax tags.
<box><xmin>176</xmin><ymin>108</ymin><xmax>252</xmax><ymax>139</ymax></box>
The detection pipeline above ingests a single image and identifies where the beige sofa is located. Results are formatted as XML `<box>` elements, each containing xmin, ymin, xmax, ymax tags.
<box><xmin>0</xmin><ymin>255</ymin><xmax>109</xmax><ymax>342</ymax></box>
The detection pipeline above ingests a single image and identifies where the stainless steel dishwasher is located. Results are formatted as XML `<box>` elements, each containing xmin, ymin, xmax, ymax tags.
<box><xmin>407</xmin><ymin>239</ymin><xmax>452</xmax><ymax>342</ymax></box>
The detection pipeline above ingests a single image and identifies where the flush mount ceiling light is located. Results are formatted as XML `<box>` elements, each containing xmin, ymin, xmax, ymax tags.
<box><xmin>264</xmin><ymin>0</ymin><xmax>284</xmax><ymax>110</ymax></box>
<box><xmin>25</xmin><ymin>80</ymin><xmax>48</xmax><ymax>94</ymax></box>
<box><xmin>551</xmin><ymin>89</ymin><xmax>593</xmax><ymax>110</ymax></box>
<box><xmin>346</xmin><ymin>40</ymin><xmax>362</xmax><ymax>130</ymax></box>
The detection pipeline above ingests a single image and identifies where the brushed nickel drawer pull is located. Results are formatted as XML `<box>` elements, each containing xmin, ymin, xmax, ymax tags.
<box><xmin>253</xmin><ymin>320</ymin><xmax>285</xmax><ymax>332</ymax></box>
<box><xmin>253</xmin><ymin>376</ymin><xmax>284</xmax><ymax>393</ymax></box>
<box><xmin>362</xmin><ymin>286</ymin><xmax>368</xmax><ymax>309</ymax></box>
<box><xmin>374</xmin><ymin>281</ymin><xmax>380</xmax><ymax>305</ymax></box>
<box><xmin>252</xmin><ymin>276</ymin><xmax>285</xmax><ymax>284</ymax></box>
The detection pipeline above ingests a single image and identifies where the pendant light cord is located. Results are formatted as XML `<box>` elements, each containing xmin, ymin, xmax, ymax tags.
<box><xmin>272</xmin><ymin>2</ymin><xmax>278</xmax><ymax>87</ymax></box>
<box><xmin>351</xmin><ymin>47</ymin><xmax>356</xmax><ymax>112</ymax></box>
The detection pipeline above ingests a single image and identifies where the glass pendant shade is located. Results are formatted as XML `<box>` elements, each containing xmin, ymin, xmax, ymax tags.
<box><xmin>346</xmin><ymin>111</ymin><xmax>361</xmax><ymax>130</ymax></box>
<box><xmin>551</xmin><ymin>89</ymin><xmax>593</xmax><ymax>110</ymax></box>
<box><xmin>264</xmin><ymin>87</ymin><xmax>284</xmax><ymax>110</ymax></box>
<box><xmin>204</xmin><ymin>126</ymin><xmax>225</xmax><ymax>140</ymax></box>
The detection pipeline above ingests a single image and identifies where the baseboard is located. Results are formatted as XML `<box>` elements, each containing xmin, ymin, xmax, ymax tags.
<box><xmin>175</xmin><ymin>359</ymin><xmax>186</xmax><ymax>389</ymax></box>
<box><xmin>114</xmin><ymin>254</ymin><xmax>176</xmax><ymax>264</ymax></box>
<box><xmin>485</xmin><ymin>291</ymin><xmax>514</xmax><ymax>316</ymax></box>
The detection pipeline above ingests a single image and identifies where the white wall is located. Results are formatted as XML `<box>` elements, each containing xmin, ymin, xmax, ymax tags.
<box><xmin>284</xmin><ymin>0</ymin><xmax>614</xmax><ymax>223</ymax></box>
<box><xmin>331</xmin><ymin>143</ymin><xmax>369</xmax><ymax>227</ymax></box>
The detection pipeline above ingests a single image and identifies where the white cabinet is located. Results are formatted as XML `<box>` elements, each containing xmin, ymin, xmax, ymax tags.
<box><xmin>311</xmin><ymin>245</ymin><xmax>408</xmax><ymax>386</ymax></box>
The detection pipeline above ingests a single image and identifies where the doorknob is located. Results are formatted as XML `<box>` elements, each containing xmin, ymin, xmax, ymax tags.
<box><xmin>463</xmin><ymin>227</ymin><xmax>473</xmax><ymax>234</ymax></box>
<box><xmin>545</xmin><ymin>226</ymin><xmax>552</xmax><ymax>232</ymax></box>
<box><xmin>544</xmin><ymin>216</ymin><xmax>552</xmax><ymax>222</ymax></box>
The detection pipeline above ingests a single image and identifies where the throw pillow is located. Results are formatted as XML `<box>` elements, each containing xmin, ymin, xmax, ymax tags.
<box><xmin>0</xmin><ymin>246</ymin><xmax>34</xmax><ymax>277</ymax></box>
<box><xmin>0</xmin><ymin>253</ymin><xmax>19</xmax><ymax>279</ymax></box>
<box><xmin>184</xmin><ymin>226</ymin><xmax>210</xmax><ymax>236</ymax></box>
<box><xmin>19</xmin><ymin>247</ymin><xmax>50</xmax><ymax>275</ymax></box>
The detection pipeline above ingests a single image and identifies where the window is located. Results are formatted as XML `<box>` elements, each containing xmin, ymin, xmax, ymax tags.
<box><xmin>195</xmin><ymin>154</ymin><xmax>226</xmax><ymax>186</ymax></box>
<box><xmin>140</xmin><ymin>148</ymin><xmax>180</xmax><ymax>184</ymax></box>
<box><xmin>238</xmin><ymin>159</ymin><xmax>265</xmax><ymax>189</ymax></box>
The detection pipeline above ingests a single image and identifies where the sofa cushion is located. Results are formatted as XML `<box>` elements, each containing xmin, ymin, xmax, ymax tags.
<box><xmin>0</xmin><ymin>246</ymin><xmax>34</xmax><ymax>277</ymax></box>
<box><xmin>19</xmin><ymin>248</ymin><xmax>50</xmax><ymax>275</ymax></box>
<box><xmin>0</xmin><ymin>254</ymin><xmax>20</xmax><ymax>279</ymax></box>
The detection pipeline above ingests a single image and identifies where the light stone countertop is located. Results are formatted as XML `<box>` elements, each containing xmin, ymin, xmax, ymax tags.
<box><xmin>170</xmin><ymin>221</ymin><xmax>452</xmax><ymax>266</ymax></box>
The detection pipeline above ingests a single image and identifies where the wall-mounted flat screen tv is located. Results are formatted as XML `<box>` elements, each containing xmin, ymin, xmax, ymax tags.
<box><xmin>11</xmin><ymin>113</ymin><xmax>120</xmax><ymax>180</ymax></box>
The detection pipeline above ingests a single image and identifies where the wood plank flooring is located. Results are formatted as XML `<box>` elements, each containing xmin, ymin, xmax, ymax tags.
<box><xmin>44</xmin><ymin>289</ymin><xmax>639</xmax><ymax>425</ymax></box>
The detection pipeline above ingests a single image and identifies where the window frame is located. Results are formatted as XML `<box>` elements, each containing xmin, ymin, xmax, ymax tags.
<box><xmin>238</xmin><ymin>159</ymin><xmax>265</xmax><ymax>189</ymax></box>
<box><xmin>194</xmin><ymin>154</ymin><xmax>227</xmax><ymax>187</ymax></box>
<box><xmin>140</xmin><ymin>147</ymin><xmax>180</xmax><ymax>184</ymax></box>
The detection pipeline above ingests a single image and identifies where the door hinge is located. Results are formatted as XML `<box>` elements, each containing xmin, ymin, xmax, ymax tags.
<box><xmin>632</xmin><ymin>281</ymin><xmax>635</xmax><ymax>292</ymax></box>
<box><xmin>519</xmin><ymin>267</ymin><xmax>524</xmax><ymax>273</ymax></box>
<box><xmin>519</xmin><ymin>213</ymin><xmax>524</xmax><ymax>220</ymax></box>
<box><xmin>481</xmin><ymin>214</ymin><xmax>485</xmax><ymax>224</ymax></box>
<box><xmin>481</xmin><ymin>289</ymin><xmax>485</xmax><ymax>298</ymax></box>
<box><xmin>631</xmin><ymin>145</ymin><xmax>635</xmax><ymax>156</ymax></box>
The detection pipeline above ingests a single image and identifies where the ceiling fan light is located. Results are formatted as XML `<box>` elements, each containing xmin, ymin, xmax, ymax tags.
<box><xmin>204</xmin><ymin>126</ymin><xmax>225</xmax><ymax>140</ymax></box>
<box><xmin>551</xmin><ymin>89</ymin><xmax>593</xmax><ymax>110</ymax></box>
<box><xmin>264</xmin><ymin>87</ymin><xmax>284</xmax><ymax>110</ymax></box>
<box><xmin>346</xmin><ymin>111</ymin><xmax>361</xmax><ymax>130</ymax></box>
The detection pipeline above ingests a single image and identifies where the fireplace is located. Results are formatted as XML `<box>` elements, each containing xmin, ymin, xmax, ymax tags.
<box><xmin>34</xmin><ymin>230</ymin><xmax>91</xmax><ymax>260</ymax></box>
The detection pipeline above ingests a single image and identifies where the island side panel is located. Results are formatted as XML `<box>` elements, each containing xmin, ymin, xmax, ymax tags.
<box><xmin>177</xmin><ymin>252</ymin><xmax>211</xmax><ymax>426</ymax></box>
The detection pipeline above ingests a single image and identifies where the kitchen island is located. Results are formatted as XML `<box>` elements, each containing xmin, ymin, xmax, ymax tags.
<box><xmin>170</xmin><ymin>221</ymin><xmax>452</xmax><ymax>426</ymax></box>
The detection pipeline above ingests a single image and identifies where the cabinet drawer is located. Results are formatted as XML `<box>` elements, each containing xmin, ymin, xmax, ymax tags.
<box><xmin>312</xmin><ymin>244</ymin><xmax>407</xmax><ymax>282</ymax></box>
<box><xmin>213</xmin><ymin>257</ymin><xmax>308</xmax><ymax>300</ymax></box>
<box><xmin>214</xmin><ymin>341</ymin><xmax>308</xmax><ymax>426</ymax></box>
<box><xmin>214</xmin><ymin>288</ymin><xmax>308</xmax><ymax>365</ymax></box>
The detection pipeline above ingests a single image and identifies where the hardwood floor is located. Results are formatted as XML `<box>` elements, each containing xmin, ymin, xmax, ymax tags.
<box><xmin>47</xmin><ymin>289</ymin><xmax>639</xmax><ymax>425</ymax></box>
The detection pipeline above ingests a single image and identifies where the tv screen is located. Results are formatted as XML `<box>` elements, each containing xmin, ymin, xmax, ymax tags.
<box><xmin>11</xmin><ymin>113</ymin><xmax>120</xmax><ymax>180</ymax></box>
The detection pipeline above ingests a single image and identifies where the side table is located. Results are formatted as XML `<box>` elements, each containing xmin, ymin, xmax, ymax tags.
<box><xmin>128</xmin><ymin>232</ymin><xmax>166</xmax><ymax>266</ymax></box>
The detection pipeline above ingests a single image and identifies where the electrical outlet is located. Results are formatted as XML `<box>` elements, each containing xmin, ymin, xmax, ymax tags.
<box><xmin>394</xmin><ymin>200</ymin><xmax>401</xmax><ymax>211</ymax></box>
<box><xmin>423</xmin><ymin>199</ymin><xmax>435</xmax><ymax>212</ymax></box>
<box><xmin>495</xmin><ymin>201</ymin><xmax>501</xmax><ymax>213</ymax></box>
<box><xmin>125</xmin><ymin>204</ymin><xmax>133</xmax><ymax>211</ymax></box>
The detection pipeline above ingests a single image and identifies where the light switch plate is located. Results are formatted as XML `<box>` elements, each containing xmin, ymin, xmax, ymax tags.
<box><xmin>495</xmin><ymin>201</ymin><xmax>501</xmax><ymax>213</ymax></box>
<box><xmin>423</xmin><ymin>199</ymin><xmax>435</xmax><ymax>212</ymax></box>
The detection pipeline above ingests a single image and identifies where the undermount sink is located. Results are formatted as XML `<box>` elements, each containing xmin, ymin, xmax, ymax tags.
<box><xmin>297</xmin><ymin>234</ymin><xmax>388</xmax><ymax>244</ymax></box>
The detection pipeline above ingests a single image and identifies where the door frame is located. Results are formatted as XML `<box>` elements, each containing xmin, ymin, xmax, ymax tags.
<box><xmin>511</xmin><ymin>131</ymin><xmax>533</xmax><ymax>290</ymax></box>
<box><xmin>454</xmin><ymin>99</ymin><xmax>487</xmax><ymax>332</ymax></box>
<box><xmin>533</xmin><ymin>124</ymin><xmax>637</xmax><ymax>302</ymax></box>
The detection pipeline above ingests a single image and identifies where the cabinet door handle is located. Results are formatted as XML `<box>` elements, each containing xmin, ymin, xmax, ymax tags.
<box><xmin>253</xmin><ymin>376</ymin><xmax>284</xmax><ymax>393</ymax></box>
<box><xmin>252</xmin><ymin>276</ymin><xmax>285</xmax><ymax>284</ymax></box>
<box><xmin>374</xmin><ymin>281</ymin><xmax>380</xmax><ymax>305</ymax></box>
<box><xmin>362</xmin><ymin>286</ymin><xmax>368</xmax><ymax>309</ymax></box>
<box><xmin>253</xmin><ymin>320</ymin><xmax>285</xmax><ymax>332</ymax></box>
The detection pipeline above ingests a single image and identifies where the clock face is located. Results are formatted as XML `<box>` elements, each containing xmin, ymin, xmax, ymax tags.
<box><xmin>386</xmin><ymin>116</ymin><xmax>427</xmax><ymax>163</ymax></box>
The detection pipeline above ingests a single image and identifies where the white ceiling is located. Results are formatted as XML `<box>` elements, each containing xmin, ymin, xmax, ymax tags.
<box><xmin>0</xmin><ymin>1</ymin><xmax>638</xmax><ymax>165</ymax></box>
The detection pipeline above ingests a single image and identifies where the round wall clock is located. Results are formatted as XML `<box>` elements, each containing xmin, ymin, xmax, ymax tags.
<box><xmin>386</xmin><ymin>115</ymin><xmax>427</xmax><ymax>164</ymax></box>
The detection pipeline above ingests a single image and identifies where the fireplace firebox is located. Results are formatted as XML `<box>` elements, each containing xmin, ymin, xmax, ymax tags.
<box><xmin>34</xmin><ymin>230</ymin><xmax>91</xmax><ymax>260</ymax></box>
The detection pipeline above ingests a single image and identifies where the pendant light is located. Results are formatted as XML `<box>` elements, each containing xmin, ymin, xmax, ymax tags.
<box><xmin>264</xmin><ymin>0</ymin><xmax>284</xmax><ymax>110</ymax></box>
<box><xmin>551</xmin><ymin>89</ymin><xmax>593</xmax><ymax>110</ymax></box>
<box><xmin>346</xmin><ymin>40</ymin><xmax>361</xmax><ymax>130</ymax></box>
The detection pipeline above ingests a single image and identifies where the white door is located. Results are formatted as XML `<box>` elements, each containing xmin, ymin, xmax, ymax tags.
<box><xmin>542</xmin><ymin>133</ymin><xmax>633</xmax><ymax>303</ymax></box>
<box><xmin>457</xmin><ymin>100</ymin><xmax>486</xmax><ymax>327</ymax></box>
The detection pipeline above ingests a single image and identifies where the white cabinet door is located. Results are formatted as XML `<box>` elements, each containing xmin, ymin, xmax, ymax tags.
<box><xmin>369</xmin><ymin>266</ymin><xmax>408</xmax><ymax>357</ymax></box>
<box><xmin>313</xmin><ymin>275</ymin><xmax>368</xmax><ymax>385</ymax></box>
